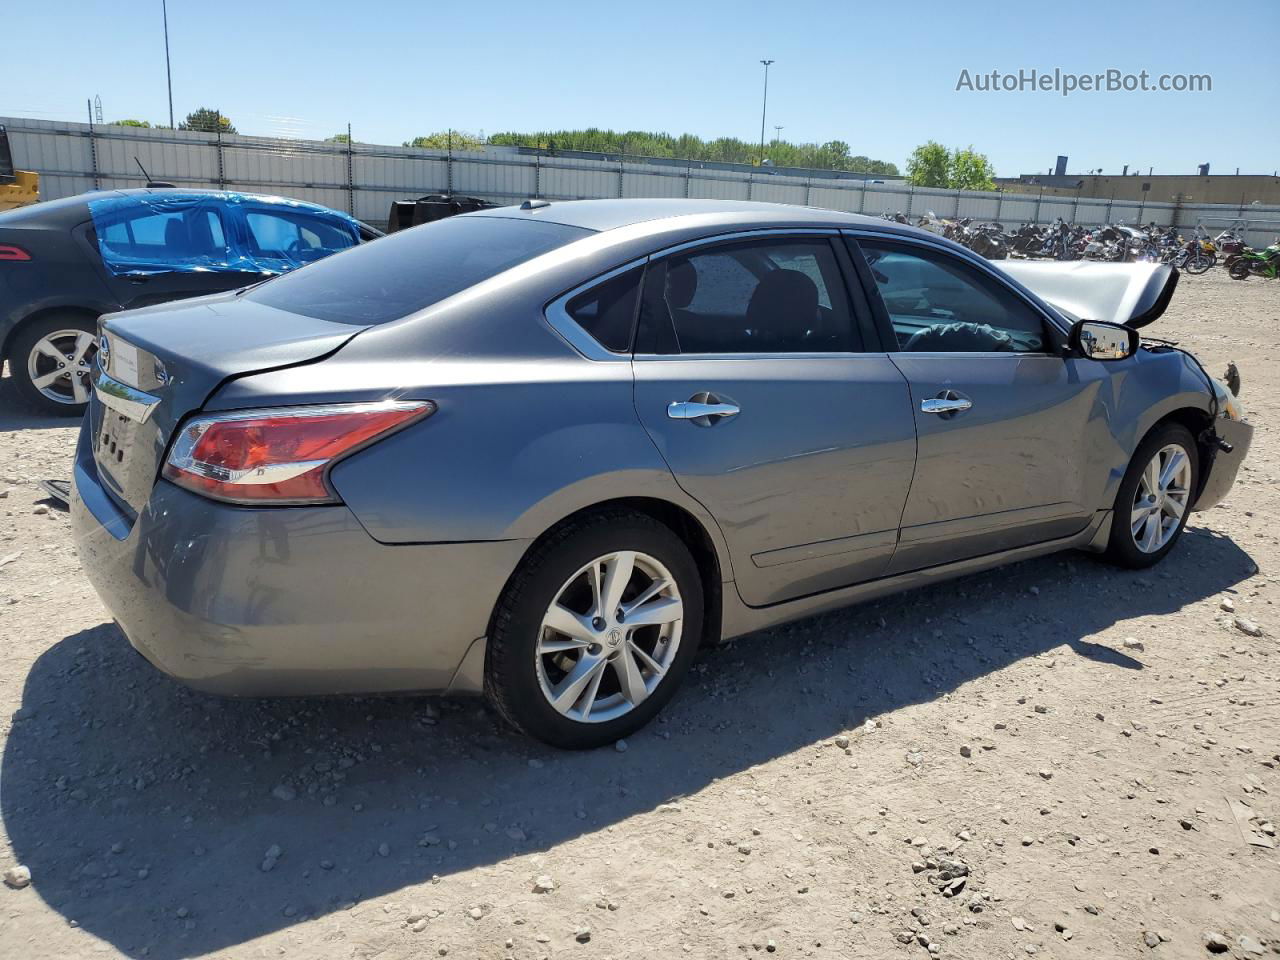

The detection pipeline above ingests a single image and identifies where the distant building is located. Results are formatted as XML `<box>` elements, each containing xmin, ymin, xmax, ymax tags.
<box><xmin>995</xmin><ymin>170</ymin><xmax>1280</xmax><ymax>206</ymax></box>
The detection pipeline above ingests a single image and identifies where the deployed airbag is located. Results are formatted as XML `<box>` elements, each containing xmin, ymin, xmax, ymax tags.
<box><xmin>992</xmin><ymin>260</ymin><xmax>1178</xmax><ymax>329</ymax></box>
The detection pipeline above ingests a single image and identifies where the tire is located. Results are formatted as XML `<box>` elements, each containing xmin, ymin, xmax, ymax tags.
<box><xmin>9</xmin><ymin>314</ymin><xmax>98</xmax><ymax>415</ymax></box>
<box><xmin>1229</xmin><ymin>259</ymin><xmax>1251</xmax><ymax>281</ymax></box>
<box><xmin>484</xmin><ymin>509</ymin><xmax>705</xmax><ymax>749</ymax></box>
<box><xmin>1183</xmin><ymin>253</ymin><xmax>1212</xmax><ymax>275</ymax></box>
<box><xmin>1103</xmin><ymin>422</ymin><xmax>1199</xmax><ymax>569</ymax></box>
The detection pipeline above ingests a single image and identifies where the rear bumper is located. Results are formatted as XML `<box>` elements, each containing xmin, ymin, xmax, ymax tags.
<box><xmin>71</xmin><ymin>419</ymin><xmax>525</xmax><ymax>696</ymax></box>
<box><xmin>1193</xmin><ymin>417</ymin><xmax>1253</xmax><ymax>512</ymax></box>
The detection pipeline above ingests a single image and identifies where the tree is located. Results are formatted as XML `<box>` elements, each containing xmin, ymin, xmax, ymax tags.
<box><xmin>178</xmin><ymin>108</ymin><xmax>235</xmax><ymax>134</ymax></box>
<box><xmin>949</xmin><ymin>146</ymin><xmax>997</xmax><ymax>191</ymax></box>
<box><xmin>326</xmin><ymin>133</ymin><xmax>351</xmax><ymax>144</ymax></box>
<box><xmin>109</xmin><ymin>119</ymin><xmax>151</xmax><ymax>128</ymax></box>
<box><xmin>907</xmin><ymin>142</ymin><xmax>997</xmax><ymax>190</ymax></box>
<box><xmin>402</xmin><ymin>131</ymin><xmax>485</xmax><ymax>151</ymax></box>
<box><xmin>906</xmin><ymin>141</ymin><xmax>951</xmax><ymax>188</ymax></box>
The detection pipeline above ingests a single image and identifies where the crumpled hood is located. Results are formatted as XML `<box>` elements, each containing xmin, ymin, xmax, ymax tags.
<box><xmin>992</xmin><ymin>260</ymin><xmax>1179</xmax><ymax>329</ymax></box>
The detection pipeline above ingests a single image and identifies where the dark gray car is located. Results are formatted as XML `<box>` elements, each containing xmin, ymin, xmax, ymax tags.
<box><xmin>71</xmin><ymin>199</ymin><xmax>1251</xmax><ymax>748</ymax></box>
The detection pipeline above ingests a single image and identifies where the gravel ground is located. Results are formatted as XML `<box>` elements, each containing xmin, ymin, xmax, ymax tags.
<box><xmin>1</xmin><ymin>269</ymin><xmax>1278</xmax><ymax>960</ymax></box>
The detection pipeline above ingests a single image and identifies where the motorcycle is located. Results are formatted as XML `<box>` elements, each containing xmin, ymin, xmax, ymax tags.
<box><xmin>1228</xmin><ymin>241</ymin><xmax>1280</xmax><ymax>280</ymax></box>
<box><xmin>967</xmin><ymin>221</ymin><xmax>1009</xmax><ymax>260</ymax></box>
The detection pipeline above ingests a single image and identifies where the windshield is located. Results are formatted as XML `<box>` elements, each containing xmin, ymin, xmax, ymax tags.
<box><xmin>245</xmin><ymin>215</ymin><xmax>591</xmax><ymax>324</ymax></box>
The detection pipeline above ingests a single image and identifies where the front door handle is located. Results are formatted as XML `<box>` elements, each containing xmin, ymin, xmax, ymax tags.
<box><xmin>921</xmin><ymin>391</ymin><xmax>972</xmax><ymax>416</ymax></box>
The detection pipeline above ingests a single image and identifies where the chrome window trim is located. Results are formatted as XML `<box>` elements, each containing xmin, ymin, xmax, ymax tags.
<box><xmin>841</xmin><ymin>227</ymin><xmax>1071</xmax><ymax>338</ymax></box>
<box><xmin>545</xmin><ymin>228</ymin><xmax>844</xmax><ymax>362</ymax></box>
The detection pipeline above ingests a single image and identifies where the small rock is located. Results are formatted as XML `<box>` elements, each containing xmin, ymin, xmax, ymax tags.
<box><xmin>1038</xmin><ymin>769</ymin><xmax>1053</xmax><ymax>780</ymax></box>
<box><xmin>960</xmin><ymin>745</ymin><xmax>972</xmax><ymax>758</ymax></box>
<box><xmin>1220</xmin><ymin>597</ymin><xmax>1236</xmax><ymax>612</ymax></box>
<box><xmin>1033</xmin><ymin>704</ymin><xmax>1048</xmax><ymax>714</ymax></box>
<box><xmin>835</xmin><ymin>735</ymin><xmax>849</xmax><ymax>749</ymax></box>
<box><xmin>468</xmin><ymin>907</ymin><xmax>483</xmax><ymax>920</ymax></box>
<box><xmin>1123</xmin><ymin>637</ymin><xmax>1145</xmax><ymax>652</ymax></box>
<box><xmin>377</xmin><ymin>843</ymin><xmax>390</xmax><ymax>857</ymax></box>
<box><xmin>1144</xmin><ymin>930</ymin><xmax>1160</xmax><ymax>948</ymax></box>
<box><xmin>1012</xmin><ymin>917</ymin><xmax>1026</xmax><ymax>931</ymax></box>
<box><xmin>1234</xmin><ymin>617</ymin><xmax>1263</xmax><ymax>637</ymax></box>
<box><xmin>33</xmin><ymin>505</ymin><xmax>49</xmax><ymax>515</ymax></box>
<box><xmin>1237</xmin><ymin>935</ymin><xmax>1265</xmax><ymax>955</ymax></box>
<box><xmin>271</xmin><ymin>784</ymin><xmax>297</xmax><ymax>802</ymax></box>
<box><xmin>574</xmin><ymin>926</ymin><xmax>591</xmax><ymax>943</ymax></box>
<box><xmin>3</xmin><ymin>865</ymin><xmax>31</xmax><ymax>889</ymax></box>
<box><xmin>1203</xmin><ymin>931</ymin><xmax>1231</xmax><ymax>954</ymax></box>
<box><xmin>614</xmin><ymin>740</ymin><xmax>628</xmax><ymax>753</ymax></box>
<box><xmin>532</xmin><ymin>875</ymin><xmax>556</xmax><ymax>894</ymax></box>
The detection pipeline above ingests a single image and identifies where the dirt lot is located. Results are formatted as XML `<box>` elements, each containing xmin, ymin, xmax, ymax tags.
<box><xmin>0</xmin><ymin>269</ymin><xmax>1278</xmax><ymax>960</ymax></box>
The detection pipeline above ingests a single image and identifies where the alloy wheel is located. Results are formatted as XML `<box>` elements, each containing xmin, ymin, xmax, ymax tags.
<box><xmin>1130</xmin><ymin>443</ymin><xmax>1192</xmax><ymax>553</ymax></box>
<box><xmin>536</xmin><ymin>550</ymin><xmax>684</xmax><ymax>724</ymax></box>
<box><xmin>26</xmin><ymin>329</ymin><xmax>96</xmax><ymax>405</ymax></box>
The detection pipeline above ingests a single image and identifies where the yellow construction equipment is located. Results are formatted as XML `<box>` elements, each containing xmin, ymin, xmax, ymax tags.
<box><xmin>0</xmin><ymin>124</ymin><xmax>39</xmax><ymax>212</ymax></box>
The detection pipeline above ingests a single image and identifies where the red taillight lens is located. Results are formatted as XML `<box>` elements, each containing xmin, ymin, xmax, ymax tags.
<box><xmin>163</xmin><ymin>401</ymin><xmax>432</xmax><ymax>504</ymax></box>
<box><xmin>0</xmin><ymin>244</ymin><xmax>32</xmax><ymax>262</ymax></box>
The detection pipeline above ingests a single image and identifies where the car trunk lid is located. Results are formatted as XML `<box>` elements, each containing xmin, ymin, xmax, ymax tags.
<box><xmin>92</xmin><ymin>291</ymin><xmax>368</xmax><ymax>518</ymax></box>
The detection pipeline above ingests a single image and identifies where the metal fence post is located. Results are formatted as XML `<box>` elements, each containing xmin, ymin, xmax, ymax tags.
<box><xmin>534</xmin><ymin>151</ymin><xmax>541</xmax><ymax>199</ymax></box>
<box><xmin>1034</xmin><ymin>188</ymin><xmax>1043</xmax><ymax>225</ymax></box>
<box><xmin>685</xmin><ymin>161</ymin><xmax>692</xmax><ymax>198</ymax></box>
<box><xmin>618</xmin><ymin>158</ymin><xmax>624</xmax><ymax>198</ymax></box>
<box><xmin>447</xmin><ymin>129</ymin><xmax>453</xmax><ymax>195</ymax></box>
<box><xmin>215</xmin><ymin>109</ymin><xmax>225</xmax><ymax>189</ymax></box>
<box><xmin>805</xmin><ymin>177</ymin><xmax>812</xmax><ymax>206</ymax></box>
<box><xmin>346</xmin><ymin>122</ymin><xmax>355</xmax><ymax>216</ymax></box>
<box><xmin>86</xmin><ymin>99</ymin><xmax>100</xmax><ymax>190</ymax></box>
<box><xmin>747</xmin><ymin>172</ymin><xmax>754</xmax><ymax>201</ymax></box>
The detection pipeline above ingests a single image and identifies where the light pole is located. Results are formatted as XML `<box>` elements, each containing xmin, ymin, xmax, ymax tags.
<box><xmin>162</xmin><ymin>0</ymin><xmax>174</xmax><ymax>129</ymax></box>
<box><xmin>773</xmin><ymin>125</ymin><xmax>783</xmax><ymax>144</ymax></box>
<box><xmin>758</xmin><ymin>59</ymin><xmax>774</xmax><ymax>165</ymax></box>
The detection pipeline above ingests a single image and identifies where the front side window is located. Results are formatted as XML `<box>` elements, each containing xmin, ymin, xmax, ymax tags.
<box><xmin>243</xmin><ymin>209</ymin><xmax>359</xmax><ymax>265</ymax></box>
<box><xmin>637</xmin><ymin>238</ymin><xmax>859</xmax><ymax>354</ymax></box>
<box><xmin>857</xmin><ymin>239</ymin><xmax>1048</xmax><ymax>353</ymax></box>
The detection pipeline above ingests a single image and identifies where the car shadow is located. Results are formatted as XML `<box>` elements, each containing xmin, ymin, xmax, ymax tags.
<box><xmin>0</xmin><ymin>371</ymin><xmax>80</xmax><ymax>433</ymax></box>
<box><xmin>0</xmin><ymin>524</ymin><xmax>1254</xmax><ymax>958</ymax></box>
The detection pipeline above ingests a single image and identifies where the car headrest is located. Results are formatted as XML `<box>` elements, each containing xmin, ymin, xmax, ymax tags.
<box><xmin>665</xmin><ymin>260</ymin><xmax>698</xmax><ymax>309</ymax></box>
<box><xmin>746</xmin><ymin>269</ymin><xmax>819</xmax><ymax>332</ymax></box>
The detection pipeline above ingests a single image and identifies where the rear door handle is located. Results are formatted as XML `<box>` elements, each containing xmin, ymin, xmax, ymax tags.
<box><xmin>921</xmin><ymin>391</ymin><xmax>972</xmax><ymax>416</ymax></box>
<box><xmin>668</xmin><ymin>400</ymin><xmax>740</xmax><ymax>421</ymax></box>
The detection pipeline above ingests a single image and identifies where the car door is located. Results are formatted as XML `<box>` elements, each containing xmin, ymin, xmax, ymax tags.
<box><xmin>847</xmin><ymin>233</ymin><xmax>1106</xmax><ymax>573</ymax></box>
<box><xmin>88</xmin><ymin>196</ymin><xmax>258</xmax><ymax>309</ymax></box>
<box><xmin>630</xmin><ymin>232</ymin><xmax>917</xmax><ymax>606</ymax></box>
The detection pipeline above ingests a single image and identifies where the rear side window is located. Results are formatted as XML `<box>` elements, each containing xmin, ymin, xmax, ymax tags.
<box><xmin>637</xmin><ymin>238</ymin><xmax>860</xmax><ymax>355</ymax></box>
<box><xmin>565</xmin><ymin>267</ymin><xmax>642</xmax><ymax>353</ymax></box>
<box><xmin>96</xmin><ymin>206</ymin><xmax>230</xmax><ymax>267</ymax></box>
<box><xmin>246</xmin><ymin>216</ymin><xmax>590</xmax><ymax>325</ymax></box>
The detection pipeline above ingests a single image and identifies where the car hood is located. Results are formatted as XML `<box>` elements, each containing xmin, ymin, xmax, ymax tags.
<box><xmin>992</xmin><ymin>260</ymin><xmax>1178</xmax><ymax>329</ymax></box>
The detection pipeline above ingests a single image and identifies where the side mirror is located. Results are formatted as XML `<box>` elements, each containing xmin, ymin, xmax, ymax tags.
<box><xmin>1069</xmin><ymin>319</ymin><xmax>1138</xmax><ymax>361</ymax></box>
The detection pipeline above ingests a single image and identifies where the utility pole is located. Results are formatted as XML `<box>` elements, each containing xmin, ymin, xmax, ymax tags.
<box><xmin>758</xmin><ymin>59</ymin><xmax>774</xmax><ymax>165</ymax></box>
<box><xmin>773</xmin><ymin>124</ymin><xmax>783</xmax><ymax>145</ymax></box>
<box><xmin>162</xmin><ymin>0</ymin><xmax>175</xmax><ymax>129</ymax></box>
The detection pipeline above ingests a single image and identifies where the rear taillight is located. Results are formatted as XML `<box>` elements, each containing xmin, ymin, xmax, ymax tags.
<box><xmin>163</xmin><ymin>401</ymin><xmax>432</xmax><ymax>505</ymax></box>
<box><xmin>0</xmin><ymin>244</ymin><xmax>32</xmax><ymax>262</ymax></box>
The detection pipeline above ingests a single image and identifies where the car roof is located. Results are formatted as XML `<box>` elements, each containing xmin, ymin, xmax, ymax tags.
<box><xmin>468</xmin><ymin>197</ymin><xmax>899</xmax><ymax>235</ymax></box>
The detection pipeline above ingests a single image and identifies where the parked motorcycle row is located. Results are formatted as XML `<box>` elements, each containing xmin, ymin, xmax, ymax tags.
<box><xmin>880</xmin><ymin>210</ymin><xmax>1279</xmax><ymax>280</ymax></box>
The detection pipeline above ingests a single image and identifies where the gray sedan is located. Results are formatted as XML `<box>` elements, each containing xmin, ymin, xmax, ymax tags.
<box><xmin>71</xmin><ymin>199</ymin><xmax>1252</xmax><ymax>748</ymax></box>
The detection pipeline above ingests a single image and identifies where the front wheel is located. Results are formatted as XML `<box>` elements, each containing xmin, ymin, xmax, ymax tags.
<box><xmin>484</xmin><ymin>510</ymin><xmax>704</xmax><ymax>748</ymax></box>
<box><xmin>1229</xmin><ymin>259</ymin><xmax>1252</xmax><ymax>281</ymax></box>
<box><xmin>1103</xmin><ymin>423</ymin><xmax>1199</xmax><ymax>569</ymax></box>
<box><xmin>1183</xmin><ymin>253</ymin><xmax>1213</xmax><ymax>275</ymax></box>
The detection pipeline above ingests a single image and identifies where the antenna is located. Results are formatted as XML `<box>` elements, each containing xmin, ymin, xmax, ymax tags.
<box><xmin>135</xmin><ymin>157</ymin><xmax>153</xmax><ymax>182</ymax></box>
<box><xmin>94</xmin><ymin>95</ymin><xmax>103</xmax><ymax>124</ymax></box>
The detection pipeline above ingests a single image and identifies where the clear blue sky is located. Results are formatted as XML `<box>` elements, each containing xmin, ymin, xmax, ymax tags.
<box><xmin>5</xmin><ymin>0</ymin><xmax>1276</xmax><ymax>176</ymax></box>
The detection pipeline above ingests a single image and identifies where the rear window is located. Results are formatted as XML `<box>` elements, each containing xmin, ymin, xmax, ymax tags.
<box><xmin>246</xmin><ymin>216</ymin><xmax>590</xmax><ymax>324</ymax></box>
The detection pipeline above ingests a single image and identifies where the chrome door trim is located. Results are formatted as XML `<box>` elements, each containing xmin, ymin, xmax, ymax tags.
<box><xmin>667</xmin><ymin>400</ymin><xmax>740</xmax><ymax>420</ymax></box>
<box><xmin>93</xmin><ymin>367</ymin><xmax>161</xmax><ymax>423</ymax></box>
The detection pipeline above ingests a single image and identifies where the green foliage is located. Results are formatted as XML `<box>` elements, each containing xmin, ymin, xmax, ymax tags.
<box><xmin>906</xmin><ymin>141</ymin><xmax>952</xmax><ymax>187</ymax></box>
<box><xmin>949</xmin><ymin>146</ymin><xmax>997</xmax><ymax>191</ymax></box>
<box><xmin>326</xmin><ymin>133</ymin><xmax>352</xmax><ymax>144</ymax></box>
<box><xmin>109</xmin><ymin>119</ymin><xmax>151</xmax><ymax>128</ymax></box>
<box><xmin>907</xmin><ymin>141</ymin><xmax>997</xmax><ymax>191</ymax></box>
<box><xmin>178</xmin><ymin>108</ymin><xmax>236</xmax><ymax>134</ymax></box>
<box><xmin>402</xmin><ymin>131</ymin><xmax>486</xmax><ymax>150</ymax></box>
<box><xmin>485</xmin><ymin>128</ymin><xmax>898</xmax><ymax>174</ymax></box>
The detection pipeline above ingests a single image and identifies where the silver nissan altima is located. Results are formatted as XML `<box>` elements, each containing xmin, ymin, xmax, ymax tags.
<box><xmin>72</xmin><ymin>199</ymin><xmax>1251</xmax><ymax>748</ymax></box>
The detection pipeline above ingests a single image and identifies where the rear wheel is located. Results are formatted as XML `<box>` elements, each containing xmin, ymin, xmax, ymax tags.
<box><xmin>484</xmin><ymin>510</ymin><xmax>704</xmax><ymax>748</ymax></box>
<box><xmin>1103</xmin><ymin>423</ymin><xmax>1198</xmax><ymax>569</ymax></box>
<box><xmin>1229</xmin><ymin>259</ymin><xmax>1252</xmax><ymax>281</ymax></box>
<box><xmin>1183</xmin><ymin>253</ymin><xmax>1213</xmax><ymax>275</ymax></box>
<box><xmin>10</xmin><ymin>315</ymin><xmax>97</xmax><ymax>415</ymax></box>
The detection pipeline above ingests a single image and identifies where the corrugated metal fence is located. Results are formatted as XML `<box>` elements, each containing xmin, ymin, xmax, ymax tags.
<box><xmin>8</xmin><ymin>117</ymin><xmax>1280</xmax><ymax>248</ymax></box>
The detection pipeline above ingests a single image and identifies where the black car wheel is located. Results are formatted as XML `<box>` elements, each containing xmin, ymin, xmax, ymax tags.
<box><xmin>11</xmin><ymin>315</ymin><xmax>98</xmax><ymax>415</ymax></box>
<box><xmin>484</xmin><ymin>509</ymin><xmax>704</xmax><ymax>749</ymax></box>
